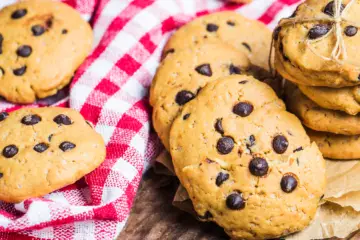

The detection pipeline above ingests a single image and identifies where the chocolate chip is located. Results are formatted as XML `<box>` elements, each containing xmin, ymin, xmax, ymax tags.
<box><xmin>272</xmin><ymin>135</ymin><xmax>289</xmax><ymax>154</ymax></box>
<box><xmin>242</xmin><ymin>42</ymin><xmax>251</xmax><ymax>52</ymax></box>
<box><xmin>183</xmin><ymin>113</ymin><xmax>190</xmax><ymax>120</ymax></box>
<box><xmin>13</xmin><ymin>66</ymin><xmax>26</xmax><ymax>76</ymax></box>
<box><xmin>195</xmin><ymin>64</ymin><xmax>212</xmax><ymax>77</ymax></box>
<box><xmin>308</xmin><ymin>24</ymin><xmax>331</xmax><ymax>40</ymax></box>
<box><xmin>226</xmin><ymin>192</ymin><xmax>245</xmax><ymax>210</ymax></box>
<box><xmin>293</xmin><ymin>146</ymin><xmax>303</xmax><ymax>153</ymax></box>
<box><xmin>33</xmin><ymin>143</ymin><xmax>49</xmax><ymax>153</ymax></box>
<box><xmin>206</xmin><ymin>23</ymin><xmax>219</xmax><ymax>32</ymax></box>
<box><xmin>46</xmin><ymin>18</ymin><xmax>53</xmax><ymax>28</ymax></box>
<box><xmin>175</xmin><ymin>90</ymin><xmax>195</xmax><ymax>105</ymax></box>
<box><xmin>216</xmin><ymin>172</ymin><xmax>229</xmax><ymax>186</ymax></box>
<box><xmin>198</xmin><ymin>211</ymin><xmax>213</xmax><ymax>219</ymax></box>
<box><xmin>229</xmin><ymin>64</ymin><xmax>241</xmax><ymax>75</ymax></box>
<box><xmin>16</xmin><ymin>45</ymin><xmax>32</xmax><ymax>57</ymax></box>
<box><xmin>345</xmin><ymin>26</ymin><xmax>358</xmax><ymax>37</ymax></box>
<box><xmin>217</xmin><ymin>136</ymin><xmax>234</xmax><ymax>154</ymax></box>
<box><xmin>3</xmin><ymin>145</ymin><xmax>18</xmax><ymax>158</ymax></box>
<box><xmin>239</xmin><ymin>80</ymin><xmax>248</xmax><ymax>84</ymax></box>
<box><xmin>11</xmin><ymin>9</ymin><xmax>27</xmax><ymax>19</ymax></box>
<box><xmin>214</xmin><ymin>118</ymin><xmax>224</xmax><ymax>134</ymax></box>
<box><xmin>53</xmin><ymin>114</ymin><xmax>72</xmax><ymax>125</ymax></box>
<box><xmin>227</xmin><ymin>21</ymin><xmax>235</xmax><ymax>26</ymax></box>
<box><xmin>48</xmin><ymin>134</ymin><xmax>53</xmax><ymax>142</ymax></box>
<box><xmin>0</xmin><ymin>67</ymin><xmax>4</xmax><ymax>75</ymax></box>
<box><xmin>0</xmin><ymin>173</ymin><xmax>3</xmax><ymax>178</ymax></box>
<box><xmin>246</xmin><ymin>135</ymin><xmax>255</xmax><ymax>149</ymax></box>
<box><xmin>281</xmin><ymin>174</ymin><xmax>298</xmax><ymax>193</ymax></box>
<box><xmin>0</xmin><ymin>112</ymin><xmax>8</xmax><ymax>122</ymax></box>
<box><xmin>31</xmin><ymin>25</ymin><xmax>45</xmax><ymax>36</ymax></box>
<box><xmin>62</xmin><ymin>29</ymin><xmax>68</xmax><ymax>34</ymax></box>
<box><xmin>273</xmin><ymin>27</ymin><xmax>281</xmax><ymax>40</ymax></box>
<box><xmin>59</xmin><ymin>141</ymin><xmax>76</xmax><ymax>152</ymax></box>
<box><xmin>249</xmin><ymin>157</ymin><xmax>269</xmax><ymax>176</ymax></box>
<box><xmin>233</xmin><ymin>102</ymin><xmax>253</xmax><ymax>117</ymax></box>
<box><xmin>21</xmin><ymin>114</ymin><xmax>41</xmax><ymax>125</ymax></box>
<box><xmin>323</xmin><ymin>1</ymin><xmax>345</xmax><ymax>16</ymax></box>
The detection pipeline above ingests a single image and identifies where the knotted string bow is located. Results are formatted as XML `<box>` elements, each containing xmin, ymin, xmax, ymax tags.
<box><xmin>270</xmin><ymin>0</ymin><xmax>360</xmax><ymax>74</ymax></box>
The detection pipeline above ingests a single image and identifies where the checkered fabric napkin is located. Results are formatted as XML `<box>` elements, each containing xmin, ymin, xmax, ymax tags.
<box><xmin>0</xmin><ymin>0</ymin><xmax>301</xmax><ymax>239</ymax></box>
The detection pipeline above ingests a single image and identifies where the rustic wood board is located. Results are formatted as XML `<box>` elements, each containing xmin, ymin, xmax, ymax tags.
<box><xmin>118</xmin><ymin>168</ymin><xmax>229</xmax><ymax>240</ymax></box>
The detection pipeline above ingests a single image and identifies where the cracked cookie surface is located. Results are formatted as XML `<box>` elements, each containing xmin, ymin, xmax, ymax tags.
<box><xmin>169</xmin><ymin>75</ymin><xmax>325</xmax><ymax>240</ymax></box>
<box><xmin>0</xmin><ymin>0</ymin><xmax>93</xmax><ymax>103</ymax></box>
<box><xmin>162</xmin><ymin>11</ymin><xmax>272</xmax><ymax>70</ymax></box>
<box><xmin>274</xmin><ymin>0</ymin><xmax>360</xmax><ymax>87</ymax></box>
<box><xmin>285</xmin><ymin>83</ymin><xmax>360</xmax><ymax>135</ymax></box>
<box><xmin>150</xmin><ymin>42</ymin><xmax>250</xmax><ymax>150</ymax></box>
<box><xmin>0</xmin><ymin>107</ymin><xmax>105</xmax><ymax>203</ymax></box>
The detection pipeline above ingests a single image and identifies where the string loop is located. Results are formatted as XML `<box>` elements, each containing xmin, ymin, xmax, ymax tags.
<box><xmin>270</xmin><ymin>0</ymin><xmax>358</xmax><ymax>75</ymax></box>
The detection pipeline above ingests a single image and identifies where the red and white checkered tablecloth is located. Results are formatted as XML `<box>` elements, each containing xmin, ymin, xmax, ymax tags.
<box><xmin>0</xmin><ymin>0</ymin><xmax>302</xmax><ymax>239</ymax></box>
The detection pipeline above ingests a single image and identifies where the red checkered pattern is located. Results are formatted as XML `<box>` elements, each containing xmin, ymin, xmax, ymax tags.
<box><xmin>0</xmin><ymin>0</ymin><xmax>302</xmax><ymax>239</ymax></box>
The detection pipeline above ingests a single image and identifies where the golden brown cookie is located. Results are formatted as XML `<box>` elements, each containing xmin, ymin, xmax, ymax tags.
<box><xmin>274</xmin><ymin>0</ymin><xmax>360</xmax><ymax>87</ymax></box>
<box><xmin>285</xmin><ymin>83</ymin><xmax>360</xmax><ymax>135</ymax></box>
<box><xmin>0</xmin><ymin>0</ymin><xmax>93</xmax><ymax>103</ymax></box>
<box><xmin>151</xmin><ymin>42</ymin><xmax>250</xmax><ymax>150</ymax></box>
<box><xmin>307</xmin><ymin>128</ymin><xmax>360</xmax><ymax>160</ymax></box>
<box><xmin>170</xmin><ymin>75</ymin><xmax>326</xmax><ymax>240</ymax></box>
<box><xmin>299</xmin><ymin>84</ymin><xmax>360</xmax><ymax>115</ymax></box>
<box><xmin>162</xmin><ymin>11</ymin><xmax>272</xmax><ymax>70</ymax></box>
<box><xmin>0</xmin><ymin>107</ymin><xmax>105</xmax><ymax>203</ymax></box>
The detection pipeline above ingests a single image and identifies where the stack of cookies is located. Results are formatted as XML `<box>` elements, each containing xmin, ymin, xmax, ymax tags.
<box><xmin>151</xmin><ymin>11</ymin><xmax>326</xmax><ymax>240</ymax></box>
<box><xmin>274</xmin><ymin>0</ymin><xmax>360</xmax><ymax>160</ymax></box>
<box><xmin>0</xmin><ymin>1</ymin><xmax>106</xmax><ymax>203</ymax></box>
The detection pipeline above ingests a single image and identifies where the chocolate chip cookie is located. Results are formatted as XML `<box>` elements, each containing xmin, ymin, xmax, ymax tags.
<box><xmin>274</xmin><ymin>0</ymin><xmax>360</xmax><ymax>87</ymax></box>
<box><xmin>162</xmin><ymin>11</ymin><xmax>272</xmax><ymax>70</ymax></box>
<box><xmin>0</xmin><ymin>107</ymin><xmax>105</xmax><ymax>203</ymax></box>
<box><xmin>299</xmin><ymin>84</ymin><xmax>360</xmax><ymax>115</ymax></box>
<box><xmin>0</xmin><ymin>0</ymin><xmax>93</xmax><ymax>103</ymax></box>
<box><xmin>150</xmin><ymin>42</ymin><xmax>250</xmax><ymax>150</ymax></box>
<box><xmin>307</xmin><ymin>128</ymin><xmax>360</xmax><ymax>160</ymax></box>
<box><xmin>169</xmin><ymin>75</ymin><xmax>326</xmax><ymax>239</ymax></box>
<box><xmin>285</xmin><ymin>83</ymin><xmax>360</xmax><ymax>135</ymax></box>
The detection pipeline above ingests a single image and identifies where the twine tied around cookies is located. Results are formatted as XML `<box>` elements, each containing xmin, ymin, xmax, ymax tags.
<box><xmin>269</xmin><ymin>0</ymin><xmax>360</xmax><ymax>75</ymax></box>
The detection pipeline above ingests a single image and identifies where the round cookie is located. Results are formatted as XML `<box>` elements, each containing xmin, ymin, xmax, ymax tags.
<box><xmin>150</xmin><ymin>43</ymin><xmax>250</xmax><ymax>149</ymax></box>
<box><xmin>307</xmin><ymin>128</ymin><xmax>360</xmax><ymax>160</ymax></box>
<box><xmin>0</xmin><ymin>107</ymin><xmax>105</xmax><ymax>203</ymax></box>
<box><xmin>0</xmin><ymin>0</ymin><xmax>93</xmax><ymax>103</ymax></box>
<box><xmin>162</xmin><ymin>11</ymin><xmax>272</xmax><ymax>70</ymax></box>
<box><xmin>170</xmin><ymin>75</ymin><xmax>326</xmax><ymax>240</ymax></box>
<box><xmin>285</xmin><ymin>83</ymin><xmax>360</xmax><ymax>135</ymax></box>
<box><xmin>274</xmin><ymin>0</ymin><xmax>360</xmax><ymax>87</ymax></box>
<box><xmin>298</xmin><ymin>84</ymin><xmax>360</xmax><ymax>115</ymax></box>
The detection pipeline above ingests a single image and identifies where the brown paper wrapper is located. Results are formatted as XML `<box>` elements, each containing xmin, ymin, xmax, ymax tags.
<box><xmin>155</xmin><ymin>152</ymin><xmax>360</xmax><ymax>239</ymax></box>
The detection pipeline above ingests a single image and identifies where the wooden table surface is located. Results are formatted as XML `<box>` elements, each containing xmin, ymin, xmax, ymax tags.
<box><xmin>118</xmin><ymin>168</ymin><xmax>360</xmax><ymax>240</ymax></box>
<box><xmin>118</xmin><ymin>168</ymin><xmax>229</xmax><ymax>240</ymax></box>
